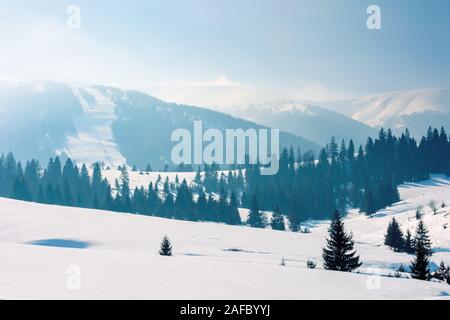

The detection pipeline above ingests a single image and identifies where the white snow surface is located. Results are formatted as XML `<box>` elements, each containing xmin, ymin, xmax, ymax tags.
<box><xmin>60</xmin><ymin>86</ymin><xmax>126</xmax><ymax>168</ymax></box>
<box><xmin>0</xmin><ymin>175</ymin><xmax>449</xmax><ymax>299</ymax></box>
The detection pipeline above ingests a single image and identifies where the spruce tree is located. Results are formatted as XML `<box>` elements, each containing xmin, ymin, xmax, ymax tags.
<box><xmin>361</xmin><ymin>187</ymin><xmax>376</xmax><ymax>216</ymax></box>
<box><xmin>384</xmin><ymin>218</ymin><xmax>404</xmax><ymax>252</ymax></box>
<box><xmin>119</xmin><ymin>165</ymin><xmax>131</xmax><ymax>211</ymax></box>
<box><xmin>163</xmin><ymin>192</ymin><xmax>175</xmax><ymax>218</ymax></box>
<box><xmin>433</xmin><ymin>261</ymin><xmax>450</xmax><ymax>282</ymax></box>
<box><xmin>226</xmin><ymin>192</ymin><xmax>242</xmax><ymax>225</ymax></box>
<box><xmin>288</xmin><ymin>212</ymin><xmax>300</xmax><ymax>232</ymax></box>
<box><xmin>322</xmin><ymin>210</ymin><xmax>362</xmax><ymax>272</ymax></box>
<box><xmin>194</xmin><ymin>167</ymin><xmax>202</xmax><ymax>186</ymax></box>
<box><xmin>11</xmin><ymin>174</ymin><xmax>32</xmax><ymax>202</ymax></box>
<box><xmin>159</xmin><ymin>235</ymin><xmax>173</xmax><ymax>256</ymax></box>
<box><xmin>270</xmin><ymin>205</ymin><xmax>285</xmax><ymax>231</ymax></box>
<box><xmin>247</xmin><ymin>195</ymin><xmax>266</xmax><ymax>228</ymax></box>
<box><xmin>403</xmin><ymin>228</ymin><xmax>415</xmax><ymax>254</ymax></box>
<box><xmin>410</xmin><ymin>220</ymin><xmax>432</xmax><ymax>280</ymax></box>
<box><xmin>37</xmin><ymin>184</ymin><xmax>46</xmax><ymax>203</ymax></box>
<box><xmin>196</xmin><ymin>191</ymin><xmax>207</xmax><ymax>220</ymax></box>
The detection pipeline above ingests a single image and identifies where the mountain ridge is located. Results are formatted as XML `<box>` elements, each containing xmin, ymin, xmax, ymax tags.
<box><xmin>322</xmin><ymin>88</ymin><xmax>450</xmax><ymax>137</ymax></box>
<box><xmin>0</xmin><ymin>81</ymin><xmax>320</xmax><ymax>168</ymax></box>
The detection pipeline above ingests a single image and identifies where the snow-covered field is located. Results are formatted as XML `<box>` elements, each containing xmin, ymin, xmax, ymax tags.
<box><xmin>0</xmin><ymin>175</ymin><xmax>449</xmax><ymax>299</ymax></box>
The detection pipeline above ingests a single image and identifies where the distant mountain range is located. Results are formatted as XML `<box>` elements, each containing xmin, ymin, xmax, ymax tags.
<box><xmin>0</xmin><ymin>73</ymin><xmax>448</xmax><ymax>169</ymax></box>
<box><xmin>0</xmin><ymin>81</ymin><xmax>319</xmax><ymax>169</ymax></box>
<box><xmin>214</xmin><ymin>101</ymin><xmax>376</xmax><ymax>146</ymax></box>
<box><xmin>322</xmin><ymin>89</ymin><xmax>450</xmax><ymax>137</ymax></box>
<box><xmin>149</xmin><ymin>84</ymin><xmax>450</xmax><ymax>144</ymax></box>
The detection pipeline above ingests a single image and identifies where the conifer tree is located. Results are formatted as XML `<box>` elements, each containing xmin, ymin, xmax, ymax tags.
<box><xmin>226</xmin><ymin>192</ymin><xmax>242</xmax><ymax>225</ymax></box>
<box><xmin>163</xmin><ymin>177</ymin><xmax>170</xmax><ymax>193</ymax></box>
<box><xmin>37</xmin><ymin>183</ymin><xmax>46</xmax><ymax>203</ymax></box>
<box><xmin>119</xmin><ymin>165</ymin><xmax>131</xmax><ymax>211</ymax></box>
<box><xmin>196</xmin><ymin>191</ymin><xmax>208</xmax><ymax>221</ymax></box>
<box><xmin>384</xmin><ymin>218</ymin><xmax>404</xmax><ymax>252</ymax></box>
<box><xmin>163</xmin><ymin>192</ymin><xmax>175</xmax><ymax>218</ymax></box>
<box><xmin>92</xmin><ymin>194</ymin><xmax>100</xmax><ymax>209</ymax></box>
<box><xmin>322</xmin><ymin>210</ymin><xmax>361</xmax><ymax>272</ymax></box>
<box><xmin>45</xmin><ymin>183</ymin><xmax>55</xmax><ymax>204</ymax></box>
<box><xmin>410</xmin><ymin>220</ymin><xmax>432</xmax><ymax>280</ymax></box>
<box><xmin>415</xmin><ymin>206</ymin><xmax>423</xmax><ymax>220</ymax></box>
<box><xmin>194</xmin><ymin>167</ymin><xmax>202</xmax><ymax>186</ymax></box>
<box><xmin>236</xmin><ymin>168</ymin><xmax>245</xmax><ymax>191</ymax></box>
<box><xmin>91</xmin><ymin>162</ymin><xmax>103</xmax><ymax>196</ymax></box>
<box><xmin>270</xmin><ymin>205</ymin><xmax>285</xmax><ymax>231</ymax></box>
<box><xmin>288</xmin><ymin>212</ymin><xmax>301</xmax><ymax>232</ymax></box>
<box><xmin>403</xmin><ymin>228</ymin><xmax>415</xmax><ymax>254</ymax></box>
<box><xmin>159</xmin><ymin>235</ymin><xmax>173</xmax><ymax>256</ymax></box>
<box><xmin>218</xmin><ymin>186</ymin><xmax>228</xmax><ymax>222</ymax></box>
<box><xmin>240</xmin><ymin>192</ymin><xmax>249</xmax><ymax>208</ymax></box>
<box><xmin>174</xmin><ymin>179</ymin><xmax>194</xmax><ymax>220</ymax></box>
<box><xmin>104</xmin><ymin>184</ymin><xmax>113</xmax><ymax>210</ymax></box>
<box><xmin>24</xmin><ymin>159</ymin><xmax>40</xmax><ymax>198</ymax></box>
<box><xmin>11</xmin><ymin>171</ymin><xmax>32</xmax><ymax>202</ymax></box>
<box><xmin>433</xmin><ymin>261</ymin><xmax>450</xmax><ymax>282</ymax></box>
<box><xmin>247</xmin><ymin>195</ymin><xmax>266</xmax><ymax>228</ymax></box>
<box><xmin>53</xmin><ymin>184</ymin><xmax>63</xmax><ymax>204</ymax></box>
<box><xmin>361</xmin><ymin>187</ymin><xmax>376</xmax><ymax>216</ymax></box>
<box><xmin>62</xmin><ymin>180</ymin><xmax>73</xmax><ymax>206</ymax></box>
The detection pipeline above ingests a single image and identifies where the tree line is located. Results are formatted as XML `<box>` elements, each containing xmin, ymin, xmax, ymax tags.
<box><xmin>239</xmin><ymin>127</ymin><xmax>450</xmax><ymax>229</ymax></box>
<box><xmin>0</xmin><ymin>126</ymin><xmax>449</xmax><ymax>229</ymax></box>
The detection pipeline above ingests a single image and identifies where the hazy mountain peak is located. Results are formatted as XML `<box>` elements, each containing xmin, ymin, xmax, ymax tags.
<box><xmin>322</xmin><ymin>88</ymin><xmax>450</xmax><ymax>137</ymax></box>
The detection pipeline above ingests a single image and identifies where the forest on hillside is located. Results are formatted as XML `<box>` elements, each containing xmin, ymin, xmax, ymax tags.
<box><xmin>1</xmin><ymin>127</ymin><xmax>449</xmax><ymax>230</ymax></box>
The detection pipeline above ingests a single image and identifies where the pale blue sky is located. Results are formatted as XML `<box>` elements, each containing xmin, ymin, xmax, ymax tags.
<box><xmin>0</xmin><ymin>0</ymin><xmax>449</xmax><ymax>99</ymax></box>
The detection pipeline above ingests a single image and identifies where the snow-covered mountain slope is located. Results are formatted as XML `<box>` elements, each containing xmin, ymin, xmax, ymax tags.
<box><xmin>322</xmin><ymin>89</ymin><xmax>450</xmax><ymax>137</ymax></box>
<box><xmin>0</xmin><ymin>175</ymin><xmax>449</xmax><ymax>299</ymax></box>
<box><xmin>221</xmin><ymin>101</ymin><xmax>376</xmax><ymax>146</ymax></box>
<box><xmin>65</xmin><ymin>86</ymin><xmax>126</xmax><ymax>166</ymax></box>
<box><xmin>0</xmin><ymin>81</ymin><xmax>319</xmax><ymax>168</ymax></box>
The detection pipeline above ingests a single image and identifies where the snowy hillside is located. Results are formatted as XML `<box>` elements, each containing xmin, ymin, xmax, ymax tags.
<box><xmin>0</xmin><ymin>175</ymin><xmax>449</xmax><ymax>299</ymax></box>
<box><xmin>65</xmin><ymin>86</ymin><xmax>127</xmax><ymax>167</ymax></box>
<box><xmin>322</xmin><ymin>89</ymin><xmax>450</xmax><ymax>137</ymax></box>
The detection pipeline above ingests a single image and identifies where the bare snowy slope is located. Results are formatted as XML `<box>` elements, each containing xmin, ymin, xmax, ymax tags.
<box><xmin>0</xmin><ymin>175</ymin><xmax>449</xmax><ymax>299</ymax></box>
